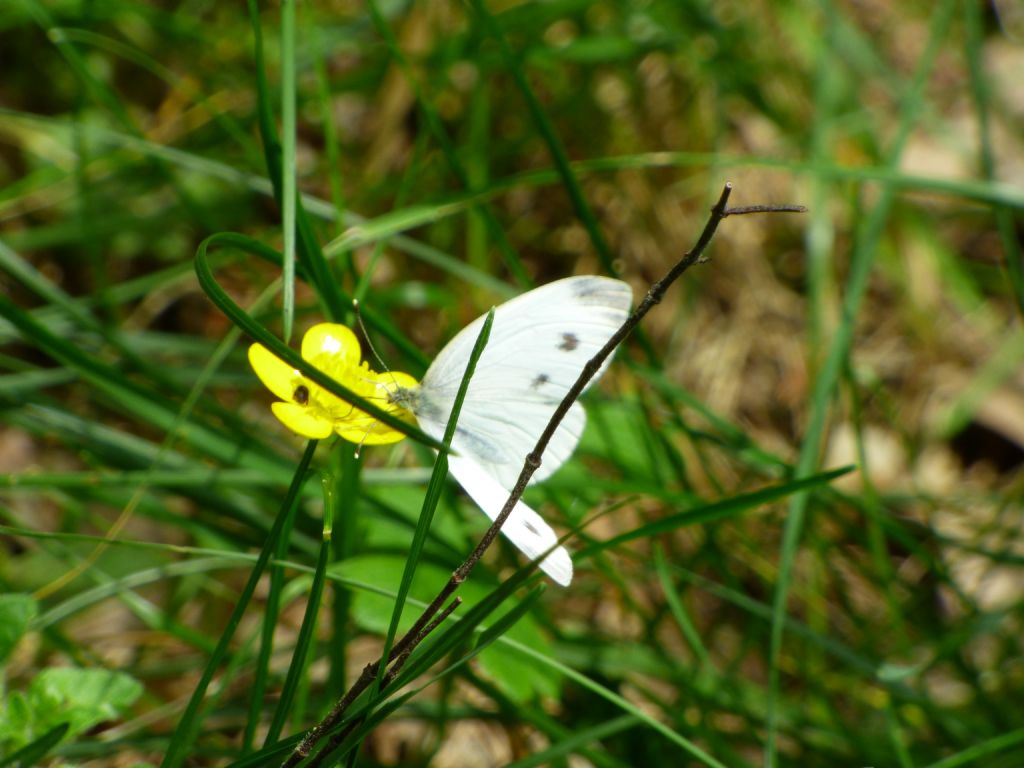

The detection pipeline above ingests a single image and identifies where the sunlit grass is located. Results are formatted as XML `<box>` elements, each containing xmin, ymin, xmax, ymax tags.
<box><xmin>1</xmin><ymin>1</ymin><xmax>1022</xmax><ymax>767</ymax></box>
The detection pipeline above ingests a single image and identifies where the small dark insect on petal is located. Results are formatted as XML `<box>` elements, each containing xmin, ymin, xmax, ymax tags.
<box><xmin>558</xmin><ymin>332</ymin><xmax>579</xmax><ymax>351</ymax></box>
<box><xmin>293</xmin><ymin>385</ymin><xmax>310</xmax><ymax>405</ymax></box>
<box><xmin>530</xmin><ymin>373</ymin><xmax>550</xmax><ymax>389</ymax></box>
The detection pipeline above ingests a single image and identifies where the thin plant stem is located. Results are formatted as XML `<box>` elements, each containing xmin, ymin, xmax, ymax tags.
<box><xmin>305</xmin><ymin>598</ymin><xmax>464</xmax><ymax>767</ymax></box>
<box><xmin>282</xmin><ymin>182</ymin><xmax>804</xmax><ymax>767</ymax></box>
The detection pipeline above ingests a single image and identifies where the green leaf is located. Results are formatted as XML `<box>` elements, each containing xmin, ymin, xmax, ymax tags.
<box><xmin>0</xmin><ymin>691</ymin><xmax>32</xmax><ymax>748</ymax></box>
<box><xmin>29</xmin><ymin>667</ymin><xmax>142</xmax><ymax>738</ymax></box>
<box><xmin>0</xmin><ymin>594</ymin><xmax>36</xmax><ymax>666</ymax></box>
<box><xmin>0</xmin><ymin>668</ymin><xmax>141</xmax><ymax>752</ymax></box>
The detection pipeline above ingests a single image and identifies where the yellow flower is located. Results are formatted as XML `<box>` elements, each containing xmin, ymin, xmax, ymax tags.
<box><xmin>248</xmin><ymin>323</ymin><xmax>418</xmax><ymax>444</ymax></box>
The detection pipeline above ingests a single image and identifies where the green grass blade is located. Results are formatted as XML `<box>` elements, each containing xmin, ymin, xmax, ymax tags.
<box><xmin>467</xmin><ymin>0</ymin><xmax>615</xmax><ymax>277</ymax></box>
<box><xmin>159</xmin><ymin>440</ymin><xmax>318</xmax><ymax>768</ymax></box>
<box><xmin>503</xmin><ymin>715</ymin><xmax>641</xmax><ymax>768</ymax></box>
<box><xmin>264</xmin><ymin>528</ymin><xmax>331</xmax><ymax>747</ymax></box>
<box><xmin>245</xmin><ymin>0</ymin><xmax>346</xmax><ymax>323</ymax></box>
<box><xmin>194</xmin><ymin>232</ymin><xmax>444</xmax><ymax>450</ymax></box>
<box><xmin>922</xmin><ymin>728</ymin><xmax>1024</xmax><ymax>768</ymax></box>
<box><xmin>764</xmin><ymin>2</ymin><xmax>958</xmax><ymax>763</ymax></box>
<box><xmin>366</xmin><ymin>309</ymin><xmax>494</xmax><ymax>726</ymax></box>
<box><xmin>0</xmin><ymin>723</ymin><xmax>69</xmax><ymax>768</ymax></box>
<box><xmin>365</xmin><ymin>0</ymin><xmax>532</xmax><ymax>287</ymax></box>
<box><xmin>582</xmin><ymin>467</ymin><xmax>852</xmax><ymax>559</ymax></box>
<box><xmin>279</xmin><ymin>0</ymin><xmax>297</xmax><ymax>343</ymax></box>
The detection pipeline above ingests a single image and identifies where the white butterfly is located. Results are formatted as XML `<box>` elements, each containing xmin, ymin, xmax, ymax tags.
<box><xmin>396</xmin><ymin>276</ymin><xmax>632</xmax><ymax>586</ymax></box>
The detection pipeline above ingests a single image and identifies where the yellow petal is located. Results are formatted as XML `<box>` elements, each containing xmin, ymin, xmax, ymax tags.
<box><xmin>248</xmin><ymin>343</ymin><xmax>301</xmax><ymax>403</ymax></box>
<box><xmin>371</xmin><ymin>370</ymin><xmax>419</xmax><ymax>399</ymax></box>
<box><xmin>336</xmin><ymin>419</ymin><xmax>411</xmax><ymax>445</ymax></box>
<box><xmin>333</xmin><ymin>369</ymin><xmax>420</xmax><ymax>444</ymax></box>
<box><xmin>271</xmin><ymin>402</ymin><xmax>334</xmax><ymax>439</ymax></box>
<box><xmin>303</xmin><ymin>323</ymin><xmax>361</xmax><ymax>365</ymax></box>
<box><xmin>250</xmin><ymin>323</ymin><xmax>421</xmax><ymax>446</ymax></box>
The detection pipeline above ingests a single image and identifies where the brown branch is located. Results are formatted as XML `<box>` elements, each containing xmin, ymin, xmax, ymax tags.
<box><xmin>303</xmin><ymin>597</ymin><xmax>462</xmax><ymax>768</ymax></box>
<box><xmin>282</xmin><ymin>182</ymin><xmax>804</xmax><ymax>766</ymax></box>
<box><xmin>452</xmin><ymin>183</ymin><xmax>736</xmax><ymax>578</ymax></box>
<box><xmin>283</xmin><ymin>598</ymin><xmax>461</xmax><ymax>767</ymax></box>
<box><xmin>724</xmin><ymin>203</ymin><xmax>807</xmax><ymax>216</ymax></box>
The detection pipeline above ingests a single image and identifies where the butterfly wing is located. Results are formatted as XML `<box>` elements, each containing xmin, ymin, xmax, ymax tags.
<box><xmin>416</xmin><ymin>275</ymin><xmax>632</xmax><ymax>489</ymax></box>
<box><xmin>447</xmin><ymin>454</ymin><xmax>573</xmax><ymax>586</ymax></box>
<box><xmin>411</xmin><ymin>276</ymin><xmax>631</xmax><ymax>585</ymax></box>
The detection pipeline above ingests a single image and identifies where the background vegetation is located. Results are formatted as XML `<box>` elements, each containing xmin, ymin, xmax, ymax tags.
<box><xmin>1</xmin><ymin>1</ymin><xmax>1022</xmax><ymax>766</ymax></box>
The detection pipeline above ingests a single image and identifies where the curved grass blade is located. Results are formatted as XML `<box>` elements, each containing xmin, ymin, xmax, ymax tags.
<box><xmin>194</xmin><ymin>232</ymin><xmax>444</xmax><ymax>451</ymax></box>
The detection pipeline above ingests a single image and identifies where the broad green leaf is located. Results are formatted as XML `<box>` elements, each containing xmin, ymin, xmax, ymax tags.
<box><xmin>0</xmin><ymin>667</ymin><xmax>143</xmax><ymax>751</ymax></box>
<box><xmin>0</xmin><ymin>594</ymin><xmax>36</xmax><ymax>665</ymax></box>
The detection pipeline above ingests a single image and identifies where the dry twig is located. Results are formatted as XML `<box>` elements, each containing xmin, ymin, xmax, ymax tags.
<box><xmin>284</xmin><ymin>182</ymin><xmax>805</xmax><ymax>767</ymax></box>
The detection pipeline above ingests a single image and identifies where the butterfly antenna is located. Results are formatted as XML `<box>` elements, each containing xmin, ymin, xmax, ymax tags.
<box><xmin>350</xmin><ymin>419</ymin><xmax>373</xmax><ymax>461</ymax></box>
<box><xmin>353</xmin><ymin>299</ymin><xmax>391</xmax><ymax>374</ymax></box>
<box><xmin>340</xmin><ymin>302</ymin><xmax>390</xmax><ymax>455</ymax></box>
<box><xmin>354</xmin><ymin>421</ymin><xmax>387</xmax><ymax>460</ymax></box>
<box><xmin>354</xmin><ymin>299</ymin><xmax>409</xmax><ymax>404</ymax></box>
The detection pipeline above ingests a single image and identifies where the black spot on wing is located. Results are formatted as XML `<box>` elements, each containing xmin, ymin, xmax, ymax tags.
<box><xmin>530</xmin><ymin>373</ymin><xmax>550</xmax><ymax>390</ymax></box>
<box><xmin>558</xmin><ymin>332</ymin><xmax>579</xmax><ymax>351</ymax></box>
<box><xmin>571</xmin><ymin>277</ymin><xmax>607</xmax><ymax>299</ymax></box>
<box><xmin>523</xmin><ymin>520</ymin><xmax>540</xmax><ymax>535</ymax></box>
